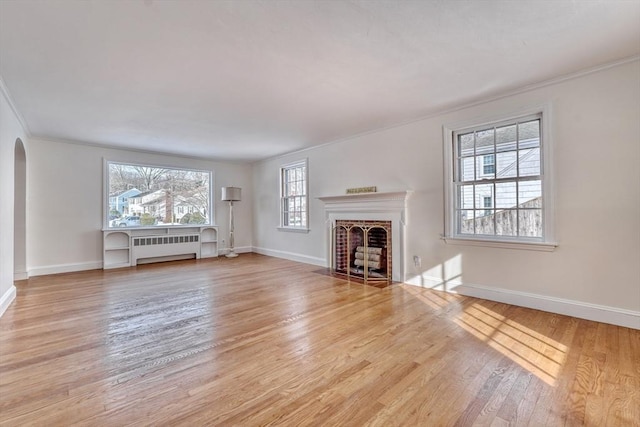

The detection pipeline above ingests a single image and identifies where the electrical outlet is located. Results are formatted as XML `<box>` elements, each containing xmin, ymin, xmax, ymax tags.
<box><xmin>413</xmin><ymin>255</ymin><xmax>421</xmax><ymax>267</ymax></box>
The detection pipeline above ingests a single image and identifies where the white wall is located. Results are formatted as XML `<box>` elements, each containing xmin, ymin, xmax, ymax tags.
<box><xmin>3</xmin><ymin>59</ymin><xmax>638</xmax><ymax>328</ymax></box>
<box><xmin>27</xmin><ymin>138</ymin><xmax>253</xmax><ymax>276</ymax></box>
<box><xmin>0</xmin><ymin>84</ymin><xmax>28</xmax><ymax>316</ymax></box>
<box><xmin>252</xmin><ymin>59</ymin><xmax>640</xmax><ymax>328</ymax></box>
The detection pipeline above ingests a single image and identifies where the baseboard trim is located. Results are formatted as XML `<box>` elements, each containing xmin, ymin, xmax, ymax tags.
<box><xmin>218</xmin><ymin>246</ymin><xmax>253</xmax><ymax>256</ymax></box>
<box><xmin>29</xmin><ymin>261</ymin><xmax>103</xmax><ymax>277</ymax></box>
<box><xmin>404</xmin><ymin>275</ymin><xmax>639</xmax><ymax>330</ymax></box>
<box><xmin>252</xmin><ymin>247</ymin><xmax>326</xmax><ymax>267</ymax></box>
<box><xmin>0</xmin><ymin>285</ymin><xmax>17</xmax><ymax>318</ymax></box>
<box><xmin>26</xmin><ymin>255</ymin><xmax>638</xmax><ymax>329</ymax></box>
<box><xmin>14</xmin><ymin>270</ymin><xmax>28</xmax><ymax>280</ymax></box>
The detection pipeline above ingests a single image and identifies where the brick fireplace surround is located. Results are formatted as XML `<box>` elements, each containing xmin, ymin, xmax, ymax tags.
<box><xmin>318</xmin><ymin>191</ymin><xmax>411</xmax><ymax>283</ymax></box>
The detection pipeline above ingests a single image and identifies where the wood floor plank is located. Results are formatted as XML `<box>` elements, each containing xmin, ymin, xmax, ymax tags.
<box><xmin>0</xmin><ymin>254</ymin><xmax>638</xmax><ymax>426</ymax></box>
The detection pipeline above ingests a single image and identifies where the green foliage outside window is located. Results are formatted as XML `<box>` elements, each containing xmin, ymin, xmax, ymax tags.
<box><xmin>140</xmin><ymin>213</ymin><xmax>156</xmax><ymax>226</ymax></box>
<box><xmin>180</xmin><ymin>212</ymin><xmax>206</xmax><ymax>224</ymax></box>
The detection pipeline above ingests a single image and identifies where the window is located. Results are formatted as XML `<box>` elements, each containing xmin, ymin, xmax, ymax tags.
<box><xmin>483</xmin><ymin>154</ymin><xmax>495</xmax><ymax>175</ymax></box>
<box><xmin>105</xmin><ymin>161</ymin><xmax>212</xmax><ymax>228</ymax></box>
<box><xmin>444</xmin><ymin>110</ymin><xmax>555</xmax><ymax>250</ymax></box>
<box><xmin>280</xmin><ymin>159</ymin><xmax>308</xmax><ymax>230</ymax></box>
<box><xmin>483</xmin><ymin>195</ymin><xmax>493</xmax><ymax>217</ymax></box>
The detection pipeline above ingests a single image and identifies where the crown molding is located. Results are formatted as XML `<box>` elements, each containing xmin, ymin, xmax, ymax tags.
<box><xmin>0</xmin><ymin>74</ymin><xmax>31</xmax><ymax>137</ymax></box>
<box><xmin>259</xmin><ymin>55</ymin><xmax>640</xmax><ymax>164</ymax></box>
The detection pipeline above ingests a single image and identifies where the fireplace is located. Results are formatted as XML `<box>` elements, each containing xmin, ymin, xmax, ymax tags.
<box><xmin>318</xmin><ymin>191</ymin><xmax>411</xmax><ymax>284</ymax></box>
<box><xmin>333</xmin><ymin>220</ymin><xmax>391</xmax><ymax>283</ymax></box>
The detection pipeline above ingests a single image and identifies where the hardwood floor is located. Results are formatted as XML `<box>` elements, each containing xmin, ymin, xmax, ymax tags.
<box><xmin>1</xmin><ymin>253</ymin><xmax>638</xmax><ymax>426</ymax></box>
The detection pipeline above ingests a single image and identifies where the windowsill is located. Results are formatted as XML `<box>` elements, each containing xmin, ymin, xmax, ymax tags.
<box><xmin>443</xmin><ymin>236</ymin><xmax>557</xmax><ymax>252</ymax></box>
<box><xmin>277</xmin><ymin>227</ymin><xmax>310</xmax><ymax>234</ymax></box>
<box><xmin>103</xmin><ymin>224</ymin><xmax>217</xmax><ymax>232</ymax></box>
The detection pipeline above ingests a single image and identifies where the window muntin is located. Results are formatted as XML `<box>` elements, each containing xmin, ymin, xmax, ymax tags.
<box><xmin>453</xmin><ymin>115</ymin><xmax>544</xmax><ymax>240</ymax></box>
<box><xmin>106</xmin><ymin>162</ymin><xmax>212</xmax><ymax>228</ymax></box>
<box><xmin>280</xmin><ymin>160</ymin><xmax>308</xmax><ymax>229</ymax></box>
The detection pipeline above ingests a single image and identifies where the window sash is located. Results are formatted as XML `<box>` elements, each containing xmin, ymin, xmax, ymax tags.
<box><xmin>451</xmin><ymin>114</ymin><xmax>544</xmax><ymax>241</ymax></box>
<box><xmin>280</xmin><ymin>160</ymin><xmax>308</xmax><ymax>229</ymax></box>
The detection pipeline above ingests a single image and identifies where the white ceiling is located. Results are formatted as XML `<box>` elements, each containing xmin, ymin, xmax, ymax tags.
<box><xmin>1</xmin><ymin>1</ymin><xmax>639</xmax><ymax>162</ymax></box>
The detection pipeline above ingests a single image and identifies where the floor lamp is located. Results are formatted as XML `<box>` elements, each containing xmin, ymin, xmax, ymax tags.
<box><xmin>221</xmin><ymin>186</ymin><xmax>241</xmax><ymax>258</ymax></box>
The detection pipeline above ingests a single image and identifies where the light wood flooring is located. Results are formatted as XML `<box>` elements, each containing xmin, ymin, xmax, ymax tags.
<box><xmin>1</xmin><ymin>253</ymin><xmax>638</xmax><ymax>426</ymax></box>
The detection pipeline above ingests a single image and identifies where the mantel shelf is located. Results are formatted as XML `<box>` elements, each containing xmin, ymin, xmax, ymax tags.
<box><xmin>317</xmin><ymin>191</ymin><xmax>412</xmax><ymax>205</ymax></box>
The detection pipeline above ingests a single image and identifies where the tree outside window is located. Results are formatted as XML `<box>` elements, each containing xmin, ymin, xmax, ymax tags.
<box><xmin>107</xmin><ymin>162</ymin><xmax>212</xmax><ymax>228</ymax></box>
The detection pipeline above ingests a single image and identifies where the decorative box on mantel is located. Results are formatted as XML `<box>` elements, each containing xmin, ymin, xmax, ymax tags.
<box><xmin>318</xmin><ymin>191</ymin><xmax>412</xmax><ymax>283</ymax></box>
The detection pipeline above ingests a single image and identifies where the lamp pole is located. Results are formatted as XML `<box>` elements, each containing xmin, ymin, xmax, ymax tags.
<box><xmin>221</xmin><ymin>187</ymin><xmax>241</xmax><ymax>258</ymax></box>
<box><xmin>227</xmin><ymin>199</ymin><xmax>237</xmax><ymax>258</ymax></box>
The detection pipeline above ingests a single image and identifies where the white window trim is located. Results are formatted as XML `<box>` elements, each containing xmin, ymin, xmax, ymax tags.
<box><xmin>277</xmin><ymin>226</ymin><xmax>310</xmax><ymax>234</ymax></box>
<box><xmin>279</xmin><ymin>158</ymin><xmax>310</xmax><ymax>232</ymax></box>
<box><xmin>442</xmin><ymin>104</ymin><xmax>557</xmax><ymax>251</ymax></box>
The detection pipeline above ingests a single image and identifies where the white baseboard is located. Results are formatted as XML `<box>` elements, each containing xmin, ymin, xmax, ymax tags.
<box><xmin>14</xmin><ymin>270</ymin><xmax>28</xmax><ymax>280</ymax></box>
<box><xmin>29</xmin><ymin>261</ymin><xmax>103</xmax><ymax>277</ymax></box>
<box><xmin>218</xmin><ymin>246</ymin><xmax>253</xmax><ymax>256</ymax></box>
<box><xmin>30</xmin><ymin>249</ymin><xmax>255</xmax><ymax>275</ymax></box>
<box><xmin>252</xmin><ymin>246</ymin><xmax>326</xmax><ymax>267</ymax></box>
<box><xmin>0</xmin><ymin>285</ymin><xmax>16</xmax><ymax>318</ymax></box>
<box><xmin>24</xmin><ymin>255</ymin><xmax>638</xmax><ymax>329</ymax></box>
<box><xmin>404</xmin><ymin>275</ymin><xmax>640</xmax><ymax>330</ymax></box>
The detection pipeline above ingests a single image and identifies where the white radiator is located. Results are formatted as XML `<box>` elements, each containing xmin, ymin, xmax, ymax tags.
<box><xmin>131</xmin><ymin>234</ymin><xmax>200</xmax><ymax>265</ymax></box>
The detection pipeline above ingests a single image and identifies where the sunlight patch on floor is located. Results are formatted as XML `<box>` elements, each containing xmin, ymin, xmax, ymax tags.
<box><xmin>403</xmin><ymin>284</ymin><xmax>463</xmax><ymax>310</ymax></box>
<box><xmin>455</xmin><ymin>302</ymin><xmax>567</xmax><ymax>385</ymax></box>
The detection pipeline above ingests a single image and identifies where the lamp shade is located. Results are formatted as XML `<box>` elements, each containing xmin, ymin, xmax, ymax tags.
<box><xmin>221</xmin><ymin>186</ymin><xmax>242</xmax><ymax>201</ymax></box>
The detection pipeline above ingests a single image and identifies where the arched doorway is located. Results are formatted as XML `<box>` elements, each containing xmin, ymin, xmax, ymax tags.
<box><xmin>14</xmin><ymin>138</ymin><xmax>27</xmax><ymax>280</ymax></box>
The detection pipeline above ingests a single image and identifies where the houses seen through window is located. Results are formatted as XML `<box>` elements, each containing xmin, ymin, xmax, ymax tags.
<box><xmin>483</xmin><ymin>154</ymin><xmax>495</xmax><ymax>175</ymax></box>
<box><xmin>106</xmin><ymin>162</ymin><xmax>212</xmax><ymax>228</ymax></box>
<box><xmin>453</xmin><ymin>115</ymin><xmax>544</xmax><ymax>239</ymax></box>
<box><xmin>483</xmin><ymin>196</ymin><xmax>493</xmax><ymax>217</ymax></box>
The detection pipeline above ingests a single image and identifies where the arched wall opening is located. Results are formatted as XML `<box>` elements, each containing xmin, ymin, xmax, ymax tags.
<box><xmin>14</xmin><ymin>138</ymin><xmax>27</xmax><ymax>280</ymax></box>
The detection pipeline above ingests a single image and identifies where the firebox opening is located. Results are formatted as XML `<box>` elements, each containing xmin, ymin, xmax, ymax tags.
<box><xmin>333</xmin><ymin>220</ymin><xmax>392</xmax><ymax>284</ymax></box>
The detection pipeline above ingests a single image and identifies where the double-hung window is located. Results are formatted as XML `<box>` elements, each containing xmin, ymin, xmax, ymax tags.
<box><xmin>444</xmin><ymin>110</ymin><xmax>555</xmax><ymax>250</ymax></box>
<box><xmin>280</xmin><ymin>159</ymin><xmax>308</xmax><ymax>231</ymax></box>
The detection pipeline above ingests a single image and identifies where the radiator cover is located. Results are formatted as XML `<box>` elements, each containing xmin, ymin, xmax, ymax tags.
<box><xmin>103</xmin><ymin>226</ymin><xmax>218</xmax><ymax>269</ymax></box>
<box><xmin>131</xmin><ymin>234</ymin><xmax>200</xmax><ymax>264</ymax></box>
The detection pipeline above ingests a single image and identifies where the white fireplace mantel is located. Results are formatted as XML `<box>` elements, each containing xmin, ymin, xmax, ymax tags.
<box><xmin>317</xmin><ymin>191</ymin><xmax>411</xmax><ymax>216</ymax></box>
<box><xmin>318</xmin><ymin>191</ymin><xmax>412</xmax><ymax>282</ymax></box>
